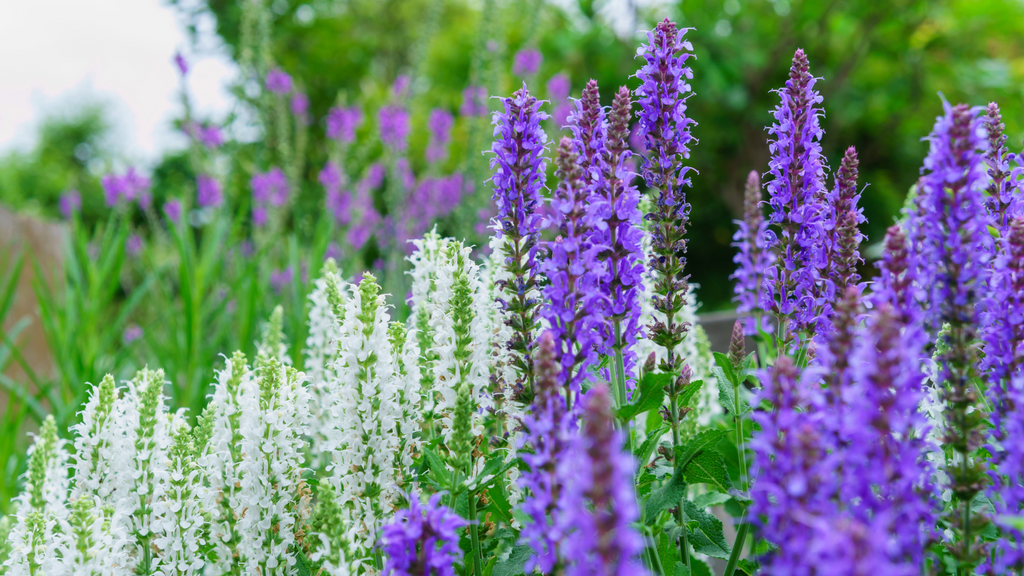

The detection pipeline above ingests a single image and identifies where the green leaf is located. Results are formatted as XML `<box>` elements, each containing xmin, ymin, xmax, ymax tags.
<box><xmin>693</xmin><ymin>492</ymin><xmax>732</xmax><ymax>509</ymax></box>
<box><xmin>634</xmin><ymin>425</ymin><xmax>668</xmax><ymax>470</ymax></box>
<box><xmin>644</xmin><ymin>472</ymin><xmax>687</xmax><ymax>525</ymax></box>
<box><xmin>690</xmin><ymin>557</ymin><xmax>713</xmax><ymax>576</ymax></box>
<box><xmin>492</xmin><ymin>544</ymin><xmax>532</xmax><ymax>576</ymax></box>
<box><xmin>618</xmin><ymin>372</ymin><xmax>670</xmax><ymax>422</ymax></box>
<box><xmin>674</xmin><ymin>429</ymin><xmax>728</xmax><ymax>470</ymax></box>
<box><xmin>657</xmin><ymin>532</ymin><xmax>682</xmax><ymax>572</ymax></box>
<box><xmin>712</xmin><ymin>352</ymin><xmax>752</xmax><ymax>416</ymax></box>
<box><xmin>677</xmin><ymin>380</ymin><xmax>704</xmax><ymax>407</ymax></box>
<box><xmin>421</xmin><ymin>446</ymin><xmax>451</xmax><ymax>486</ymax></box>
<box><xmin>735</xmin><ymin>559</ymin><xmax>760</xmax><ymax>575</ymax></box>
<box><xmin>294</xmin><ymin>549</ymin><xmax>313</xmax><ymax>576</ymax></box>
<box><xmin>682</xmin><ymin>500</ymin><xmax>731</xmax><ymax>559</ymax></box>
<box><xmin>683</xmin><ymin>450</ymin><xmax>732</xmax><ymax>492</ymax></box>
<box><xmin>672</xmin><ymin>563</ymin><xmax>690</xmax><ymax>576</ymax></box>
<box><xmin>713</xmin><ymin>352</ymin><xmax>741</xmax><ymax>385</ymax></box>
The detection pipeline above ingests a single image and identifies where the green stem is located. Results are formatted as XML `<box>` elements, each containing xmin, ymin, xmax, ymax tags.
<box><xmin>668</xmin><ymin>392</ymin><xmax>690</xmax><ymax>570</ymax></box>
<box><xmin>734</xmin><ymin>382</ymin><xmax>747</xmax><ymax>489</ymax></box>
<box><xmin>612</xmin><ymin>320</ymin><xmax>633</xmax><ymax>453</ymax></box>
<box><xmin>723</xmin><ymin>520</ymin><xmax>749</xmax><ymax>576</ymax></box>
<box><xmin>646</xmin><ymin>526</ymin><xmax>666</xmax><ymax>575</ymax></box>
<box><xmin>468</xmin><ymin>489</ymin><xmax>484</xmax><ymax>576</ymax></box>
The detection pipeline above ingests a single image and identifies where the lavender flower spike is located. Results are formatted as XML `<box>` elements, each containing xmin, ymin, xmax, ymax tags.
<box><xmin>760</xmin><ymin>49</ymin><xmax>829</xmax><ymax>342</ymax></box>
<box><xmin>635</xmin><ymin>17</ymin><xmax>697</xmax><ymax>380</ymax></box>
<box><xmin>519</xmin><ymin>331</ymin><xmax>575</xmax><ymax>573</ymax></box>
<box><xmin>984</xmin><ymin>102</ymin><xmax>1023</xmax><ymax>233</ymax></box>
<box><xmin>489</xmin><ymin>83</ymin><xmax>549</xmax><ymax>392</ymax></box>
<box><xmin>561</xmin><ymin>384</ymin><xmax>646</xmax><ymax>576</ymax></box>
<box><xmin>908</xmin><ymin>101</ymin><xmax>994</xmax><ymax>568</ymax></box>
<box><xmin>828</xmin><ymin>146</ymin><xmax>865</xmax><ymax>298</ymax></box>
<box><xmin>539</xmin><ymin>137</ymin><xmax>607</xmax><ymax>394</ymax></box>
<box><xmin>379</xmin><ymin>491</ymin><xmax>467</xmax><ymax>576</ymax></box>
<box><xmin>592</xmin><ymin>86</ymin><xmax>646</xmax><ymax>378</ymax></box>
<box><xmin>731</xmin><ymin>170</ymin><xmax>775</xmax><ymax>335</ymax></box>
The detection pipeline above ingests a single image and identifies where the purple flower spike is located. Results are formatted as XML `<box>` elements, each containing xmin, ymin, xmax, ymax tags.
<box><xmin>426</xmin><ymin>108</ymin><xmax>454</xmax><ymax>164</ymax></box>
<box><xmin>199</xmin><ymin>125</ymin><xmax>223</xmax><ymax>148</ymax></box>
<box><xmin>561</xmin><ymin>384</ymin><xmax>646</xmax><ymax>576</ymax></box>
<box><xmin>519</xmin><ymin>331</ymin><xmax>575</xmax><ymax>573</ymax></box>
<box><xmin>379</xmin><ymin>491</ymin><xmax>466</xmax><ymax>576</ymax></box>
<box><xmin>590</xmin><ymin>86</ymin><xmax>645</xmax><ymax>380</ymax></box>
<box><xmin>760</xmin><ymin>49</ymin><xmax>830</xmax><ymax>342</ymax></box>
<box><xmin>873</xmin><ymin>225</ymin><xmax>917</xmax><ymax>327</ymax></box>
<box><xmin>490</xmin><ymin>83</ymin><xmax>549</xmax><ymax>390</ymax></box>
<box><xmin>196</xmin><ymin>174</ymin><xmax>223</xmax><ymax>208</ymax></box>
<box><xmin>538</xmin><ymin>137</ymin><xmax>607</xmax><ymax>393</ymax></box>
<box><xmin>265</xmin><ymin>68</ymin><xmax>293</xmax><ymax>94</ymax></box>
<box><xmin>513</xmin><ymin>48</ymin><xmax>542</xmax><ymax>76</ymax></box>
<box><xmin>827</xmin><ymin>147</ymin><xmax>865</xmax><ymax>299</ymax></box>
<box><xmin>378</xmin><ymin>105</ymin><xmax>411</xmax><ymax>151</ymax></box>
<box><xmin>982</xmin><ymin>217</ymin><xmax>1024</xmax><ymax>436</ymax></box>
<box><xmin>636</xmin><ymin>18</ymin><xmax>697</xmax><ymax>374</ymax></box>
<box><xmin>252</xmin><ymin>206</ymin><xmax>268</xmax><ymax>227</ymax></box>
<box><xmin>732</xmin><ymin>170</ymin><xmax>775</xmax><ymax>335</ymax></box>
<box><xmin>270</xmin><ymin>266</ymin><xmax>293</xmax><ymax>294</ymax></box>
<box><xmin>163</xmin><ymin>199</ymin><xmax>182</xmax><ymax>224</ymax></box>
<box><xmin>326</xmin><ymin>106</ymin><xmax>363</xmax><ymax>143</ymax></box>
<box><xmin>984</xmin><ymin>102</ymin><xmax>1023</xmax><ymax>233</ymax></box>
<box><xmin>59</xmin><ymin>189</ymin><xmax>81</xmax><ymax>219</ymax></box>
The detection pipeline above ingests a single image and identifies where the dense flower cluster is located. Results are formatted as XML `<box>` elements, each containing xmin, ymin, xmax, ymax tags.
<box><xmin>731</xmin><ymin>170</ymin><xmax>775</xmax><ymax>335</ymax></box>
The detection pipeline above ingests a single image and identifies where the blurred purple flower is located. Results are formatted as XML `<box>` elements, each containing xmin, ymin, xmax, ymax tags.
<box><xmin>379</xmin><ymin>491</ymin><xmax>466</xmax><ymax>576</ymax></box>
<box><xmin>253</xmin><ymin>207</ymin><xmax>268</xmax><ymax>227</ymax></box>
<box><xmin>239</xmin><ymin>239</ymin><xmax>255</xmax><ymax>258</ymax></box>
<box><xmin>251</xmin><ymin>167</ymin><xmax>289</xmax><ymax>207</ymax></box>
<box><xmin>378</xmin><ymin>105</ymin><xmax>410</xmax><ymax>151</ymax></box>
<box><xmin>174</xmin><ymin>52</ymin><xmax>188</xmax><ymax>76</ymax></box>
<box><xmin>103</xmin><ymin>168</ymin><xmax>151</xmax><ymax>208</ymax></box>
<box><xmin>319</xmin><ymin>161</ymin><xmax>350</xmax><ymax>225</ymax></box>
<box><xmin>265</xmin><ymin>68</ymin><xmax>293</xmax><ymax>94</ymax></box>
<box><xmin>198</xmin><ymin>125</ymin><xmax>223</xmax><ymax>148</ymax></box>
<box><xmin>271</xmin><ymin>267</ymin><xmax>294</xmax><ymax>294</ymax></box>
<box><xmin>426</xmin><ymin>108</ymin><xmax>454</xmax><ymax>163</ymax></box>
<box><xmin>460</xmin><ymin>86</ymin><xmax>488</xmax><ymax>117</ymax></box>
<box><xmin>123</xmin><ymin>324</ymin><xmax>143</xmax><ymax>345</ymax></box>
<box><xmin>126</xmin><ymin>234</ymin><xmax>144</xmax><ymax>257</ymax></box>
<box><xmin>392</xmin><ymin>74</ymin><xmax>411</xmax><ymax>97</ymax></box>
<box><xmin>513</xmin><ymin>48</ymin><xmax>542</xmax><ymax>76</ymax></box>
<box><xmin>326</xmin><ymin>106</ymin><xmax>362</xmax><ymax>143</ymax></box>
<box><xmin>546</xmin><ymin>73</ymin><xmax>570</xmax><ymax>100</ymax></box>
<box><xmin>290</xmin><ymin>92</ymin><xmax>309</xmax><ymax>116</ymax></box>
<box><xmin>59</xmin><ymin>189</ymin><xmax>81</xmax><ymax>219</ymax></box>
<box><xmin>197</xmin><ymin>174</ymin><xmax>223</xmax><ymax>208</ymax></box>
<box><xmin>163</xmin><ymin>199</ymin><xmax>182</xmax><ymax>223</ymax></box>
<box><xmin>324</xmin><ymin>242</ymin><xmax>342</xmax><ymax>262</ymax></box>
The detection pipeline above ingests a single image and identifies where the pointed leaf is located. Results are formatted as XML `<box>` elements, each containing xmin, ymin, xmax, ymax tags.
<box><xmin>634</xmin><ymin>425</ymin><xmax>668</xmax><ymax>470</ymax></box>
<box><xmin>618</xmin><ymin>372</ymin><xmax>670</xmax><ymax>422</ymax></box>
<box><xmin>492</xmin><ymin>545</ymin><xmax>532</xmax><ymax>576</ymax></box>
<box><xmin>682</xmin><ymin>500</ymin><xmax>731</xmax><ymax>559</ymax></box>
<box><xmin>684</xmin><ymin>450</ymin><xmax>732</xmax><ymax>492</ymax></box>
<box><xmin>644</xmin><ymin>472</ymin><xmax>687</xmax><ymax>525</ymax></box>
<box><xmin>674</xmin><ymin>429</ymin><xmax>729</xmax><ymax>470</ymax></box>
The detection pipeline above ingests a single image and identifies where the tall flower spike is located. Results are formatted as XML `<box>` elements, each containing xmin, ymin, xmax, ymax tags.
<box><xmin>406</xmin><ymin>229</ymin><xmax>449</xmax><ymax>421</ymax></box>
<box><xmin>749</xmin><ymin>357</ymin><xmax>837</xmax><ymax>575</ymax></box>
<box><xmin>592</xmin><ymin>85</ymin><xmax>646</xmax><ymax>381</ymax></box>
<box><xmin>842</xmin><ymin>304</ymin><xmax>936</xmax><ymax>569</ymax></box>
<box><xmin>983</xmin><ymin>217</ymin><xmax>1024</xmax><ymax>573</ymax></box>
<box><xmin>490</xmin><ymin>83</ymin><xmax>549</xmax><ymax>393</ymax></box>
<box><xmin>21</xmin><ymin>415</ymin><xmax>69</xmax><ymax>516</ymax></box>
<box><xmin>761</xmin><ymin>49</ymin><xmax>829</xmax><ymax>343</ymax></box>
<box><xmin>732</xmin><ymin>170</ymin><xmax>775</xmax><ymax>335</ymax></box>
<box><xmin>907</xmin><ymin>101</ymin><xmax>995</xmax><ymax>568</ymax></box>
<box><xmin>118</xmin><ymin>367</ymin><xmax>171</xmax><ymax>575</ymax></box>
<box><xmin>984</xmin><ymin>102</ymin><xmax>1022</xmax><ymax>233</ymax></box>
<box><xmin>828</xmin><ymin>147</ymin><xmax>865</xmax><ymax>298</ymax></box>
<box><xmin>379</xmin><ymin>492</ymin><xmax>467</xmax><ymax>576</ymax></box>
<box><xmin>560</xmin><ymin>384</ymin><xmax>646</xmax><ymax>576</ymax></box>
<box><xmin>237</xmin><ymin>357</ymin><xmax>311</xmax><ymax>575</ymax></box>
<box><xmin>518</xmin><ymin>331</ymin><xmax>575</xmax><ymax>573</ymax></box>
<box><xmin>70</xmin><ymin>375</ymin><xmax>122</xmax><ymax>505</ymax></box>
<box><xmin>635</xmin><ymin>18</ymin><xmax>697</xmax><ymax>383</ymax></box>
<box><xmin>873</xmin><ymin>224</ymin><xmax>918</xmax><ymax>327</ymax></box>
<box><xmin>567</xmin><ymin>79</ymin><xmax>608</xmax><ymax>187</ymax></box>
<box><xmin>539</xmin><ymin>137</ymin><xmax>607</xmax><ymax>395</ymax></box>
<box><xmin>153</xmin><ymin>416</ymin><xmax>206</xmax><ymax>576</ymax></box>
<box><xmin>321</xmin><ymin>273</ymin><xmax>404</xmax><ymax>570</ymax></box>
<box><xmin>305</xmin><ymin>260</ymin><xmax>346</xmax><ymax>466</ymax></box>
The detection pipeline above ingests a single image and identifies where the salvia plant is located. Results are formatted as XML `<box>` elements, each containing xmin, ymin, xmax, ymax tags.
<box><xmin>6</xmin><ymin>15</ymin><xmax>1024</xmax><ymax>576</ymax></box>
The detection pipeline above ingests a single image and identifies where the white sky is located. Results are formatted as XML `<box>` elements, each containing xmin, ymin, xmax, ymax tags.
<box><xmin>0</xmin><ymin>0</ymin><xmax>237</xmax><ymax>163</ymax></box>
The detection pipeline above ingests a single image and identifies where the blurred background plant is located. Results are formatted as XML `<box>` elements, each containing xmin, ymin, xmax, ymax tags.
<box><xmin>0</xmin><ymin>0</ymin><xmax>1022</xmax><ymax>513</ymax></box>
